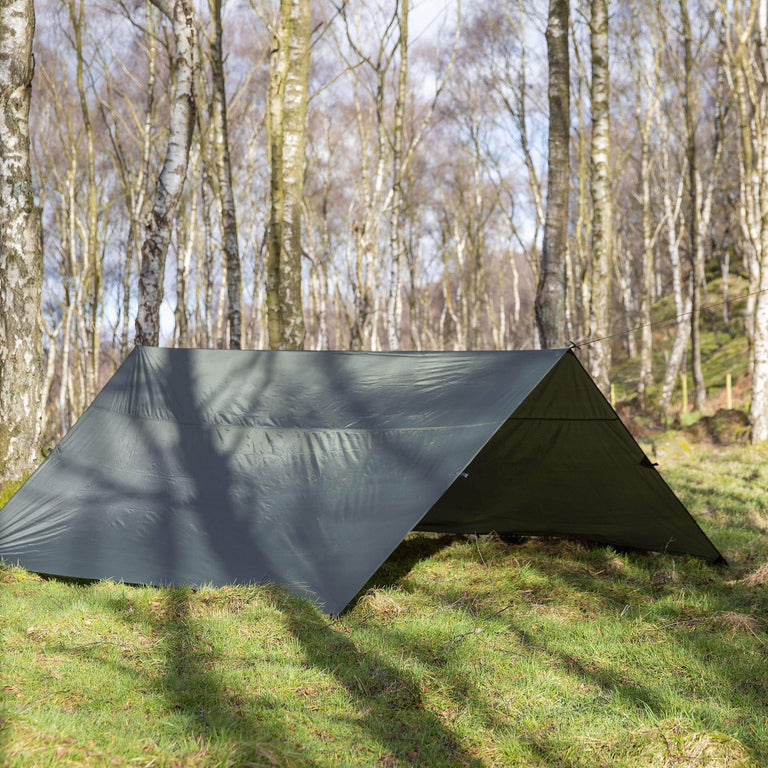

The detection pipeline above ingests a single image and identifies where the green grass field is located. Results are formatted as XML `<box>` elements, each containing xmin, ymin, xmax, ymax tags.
<box><xmin>1</xmin><ymin>443</ymin><xmax>767</xmax><ymax>767</ymax></box>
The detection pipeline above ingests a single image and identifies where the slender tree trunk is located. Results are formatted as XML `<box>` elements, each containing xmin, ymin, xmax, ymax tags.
<box><xmin>208</xmin><ymin>0</ymin><xmax>242</xmax><ymax>348</ymax></box>
<box><xmin>617</xmin><ymin>244</ymin><xmax>637</xmax><ymax>358</ymax></box>
<box><xmin>722</xmin><ymin>0</ymin><xmax>768</xmax><ymax>438</ymax></box>
<box><xmin>510</xmin><ymin>2</ymin><xmax>544</xmax><ymax>260</ymax></box>
<box><xmin>386</xmin><ymin>0</ymin><xmax>409</xmax><ymax>351</ymax></box>
<box><xmin>200</xmin><ymin>181</ymin><xmax>215</xmax><ymax>345</ymax></box>
<box><xmin>68</xmin><ymin>0</ymin><xmax>102</xmax><ymax>401</ymax></box>
<box><xmin>59</xmin><ymin>306</ymin><xmax>74</xmax><ymax>436</ymax></box>
<box><xmin>571</xmin><ymin>22</ymin><xmax>590</xmax><ymax>343</ymax></box>
<box><xmin>749</xmin><ymin>0</ymin><xmax>768</xmax><ymax>440</ymax></box>
<box><xmin>658</xmin><ymin>116</ymin><xmax>690</xmax><ymax>412</ymax></box>
<box><xmin>680</xmin><ymin>0</ymin><xmax>706</xmax><ymax>411</ymax></box>
<box><xmin>633</xmin><ymin>3</ymin><xmax>662</xmax><ymax>409</ymax></box>
<box><xmin>135</xmin><ymin>0</ymin><xmax>198</xmax><ymax>347</ymax></box>
<box><xmin>174</xmin><ymin>186</ymin><xmax>196</xmax><ymax>346</ymax></box>
<box><xmin>638</xmin><ymin>124</ymin><xmax>654</xmax><ymax>406</ymax></box>
<box><xmin>214</xmin><ymin>256</ymin><xmax>228</xmax><ymax>347</ymax></box>
<box><xmin>38</xmin><ymin>318</ymin><xmax>62</xmax><ymax>442</ymax></box>
<box><xmin>114</xmin><ymin>0</ymin><xmax>156</xmax><ymax>357</ymax></box>
<box><xmin>751</xmin><ymin>262</ymin><xmax>768</xmax><ymax>440</ymax></box>
<box><xmin>535</xmin><ymin>0</ymin><xmax>569</xmax><ymax>349</ymax></box>
<box><xmin>0</xmin><ymin>0</ymin><xmax>43</xmax><ymax>480</ymax></box>
<box><xmin>588</xmin><ymin>0</ymin><xmax>612</xmax><ymax>395</ymax></box>
<box><xmin>266</xmin><ymin>0</ymin><xmax>310</xmax><ymax>350</ymax></box>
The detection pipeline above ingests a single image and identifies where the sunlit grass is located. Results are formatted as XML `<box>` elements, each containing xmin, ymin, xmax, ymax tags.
<box><xmin>611</xmin><ymin>275</ymin><xmax>752</xmax><ymax>411</ymax></box>
<box><xmin>1</xmin><ymin>444</ymin><xmax>767</xmax><ymax>767</ymax></box>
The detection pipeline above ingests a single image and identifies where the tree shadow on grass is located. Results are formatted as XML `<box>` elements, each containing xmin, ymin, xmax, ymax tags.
<box><xmin>283</xmin><ymin>597</ymin><xmax>485</xmax><ymax>768</ymax></box>
<box><xmin>348</xmin><ymin>533</ymin><xmax>459</xmax><ymax>607</ymax></box>
<box><xmin>406</xmin><ymin>536</ymin><xmax>768</xmax><ymax>764</ymax></box>
<box><xmin>509</xmin><ymin>549</ymin><xmax>768</xmax><ymax>764</ymax></box>
<box><xmin>0</xmin><ymin>626</ymin><xmax>8</xmax><ymax>768</ymax></box>
<box><xmin>108</xmin><ymin>586</ymin><xmax>321</xmax><ymax>768</ymax></box>
<box><xmin>0</xmin><ymin>563</ymin><xmax>23</xmax><ymax>767</ymax></box>
<box><xmin>374</xmin><ymin>617</ymin><xmax>641</xmax><ymax>768</ymax></box>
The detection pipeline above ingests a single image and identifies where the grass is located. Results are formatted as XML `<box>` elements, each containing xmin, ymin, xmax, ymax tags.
<box><xmin>611</xmin><ymin>275</ymin><xmax>752</xmax><ymax>412</ymax></box>
<box><xmin>1</xmin><ymin>444</ymin><xmax>768</xmax><ymax>767</ymax></box>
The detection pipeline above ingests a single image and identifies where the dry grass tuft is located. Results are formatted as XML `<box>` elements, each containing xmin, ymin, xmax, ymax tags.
<box><xmin>589</xmin><ymin>552</ymin><xmax>625</xmax><ymax>575</ymax></box>
<box><xmin>745</xmin><ymin>508</ymin><xmax>768</xmax><ymax>533</ymax></box>
<box><xmin>650</xmin><ymin>568</ymin><xmax>680</xmax><ymax>588</ymax></box>
<box><xmin>354</xmin><ymin>588</ymin><xmax>405</xmax><ymax>619</ymax></box>
<box><xmin>0</xmin><ymin>564</ymin><xmax>41</xmax><ymax>585</ymax></box>
<box><xmin>529</xmin><ymin>537</ymin><xmax>586</xmax><ymax>558</ymax></box>
<box><xmin>713</xmin><ymin>611</ymin><xmax>760</xmax><ymax>634</ymax></box>
<box><xmin>594</xmin><ymin>719</ymin><xmax>755</xmax><ymax>768</ymax></box>
<box><xmin>739</xmin><ymin>561</ymin><xmax>768</xmax><ymax>587</ymax></box>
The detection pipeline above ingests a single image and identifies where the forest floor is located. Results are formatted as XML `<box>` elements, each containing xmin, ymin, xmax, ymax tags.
<box><xmin>1</xmin><ymin>440</ymin><xmax>767</xmax><ymax>768</ymax></box>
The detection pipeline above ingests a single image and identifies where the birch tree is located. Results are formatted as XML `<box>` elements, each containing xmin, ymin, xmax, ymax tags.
<box><xmin>135</xmin><ymin>0</ymin><xmax>198</xmax><ymax>347</ymax></box>
<box><xmin>569</xmin><ymin>13</ymin><xmax>591</xmax><ymax>343</ymax></box>
<box><xmin>680</xmin><ymin>0</ymin><xmax>706</xmax><ymax>411</ymax></box>
<box><xmin>630</xmin><ymin>0</ymin><xmax>662</xmax><ymax>408</ymax></box>
<box><xmin>265</xmin><ymin>0</ymin><xmax>310</xmax><ymax>350</ymax></box>
<box><xmin>385</xmin><ymin>0</ymin><xmax>408</xmax><ymax>350</ymax></box>
<box><xmin>0</xmin><ymin>0</ymin><xmax>43</xmax><ymax>480</ymax></box>
<box><xmin>96</xmin><ymin>0</ymin><xmax>158</xmax><ymax>357</ymax></box>
<box><xmin>723</xmin><ymin>0</ymin><xmax>768</xmax><ymax>441</ymax></box>
<box><xmin>68</xmin><ymin>0</ymin><xmax>103</xmax><ymax>402</ymax></box>
<box><xmin>535</xmin><ymin>0</ymin><xmax>570</xmax><ymax>348</ymax></box>
<box><xmin>209</xmin><ymin>0</ymin><xmax>242</xmax><ymax>348</ymax></box>
<box><xmin>657</xmin><ymin>111</ymin><xmax>690</xmax><ymax>413</ymax></box>
<box><xmin>587</xmin><ymin>0</ymin><xmax>612</xmax><ymax>395</ymax></box>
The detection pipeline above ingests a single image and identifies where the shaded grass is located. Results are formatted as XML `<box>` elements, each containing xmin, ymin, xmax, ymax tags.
<box><xmin>1</xmin><ymin>445</ymin><xmax>767</xmax><ymax>766</ymax></box>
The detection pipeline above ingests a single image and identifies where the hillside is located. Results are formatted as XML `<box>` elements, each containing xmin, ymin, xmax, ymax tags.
<box><xmin>611</xmin><ymin>276</ymin><xmax>752</xmax><ymax>425</ymax></box>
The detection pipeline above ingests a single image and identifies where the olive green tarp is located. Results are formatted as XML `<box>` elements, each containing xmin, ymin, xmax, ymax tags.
<box><xmin>0</xmin><ymin>346</ymin><xmax>722</xmax><ymax>614</ymax></box>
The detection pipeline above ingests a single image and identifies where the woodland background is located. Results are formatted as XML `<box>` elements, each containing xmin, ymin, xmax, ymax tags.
<box><xmin>3</xmin><ymin>0</ymin><xmax>768</xmax><ymax>479</ymax></box>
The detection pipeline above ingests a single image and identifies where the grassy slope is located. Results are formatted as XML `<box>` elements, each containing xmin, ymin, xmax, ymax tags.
<box><xmin>611</xmin><ymin>276</ymin><xmax>752</xmax><ymax>411</ymax></box>
<box><xmin>1</xmin><ymin>445</ymin><xmax>767</xmax><ymax>768</ymax></box>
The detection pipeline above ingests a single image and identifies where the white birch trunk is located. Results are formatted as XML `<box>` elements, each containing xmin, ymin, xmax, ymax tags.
<box><xmin>266</xmin><ymin>0</ymin><xmax>310</xmax><ymax>350</ymax></box>
<box><xmin>723</xmin><ymin>0</ymin><xmax>768</xmax><ymax>439</ymax></box>
<box><xmin>0</xmin><ymin>0</ymin><xmax>44</xmax><ymax>480</ymax></box>
<box><xmin>209</xmin><ymin>0</ymin><xmax>242</xmax><ymax>348</ymax></box>
<box><xmin>386</xmin><ymin>0</ymin><xmax>408</xmax><ymax>351</ymax></box>
<box><xmin>658</xmin><ymin>124</ymin><xmax>690</xmax><ymax>412</ymax></box>
<box><xmin>135</xmin><ymin>0</ymin><xmax>198</xmax><ymax>347</ymax></box>
<box><xmin>536</xmin><ymin>0</ymin><xmax>570</xmax><ymax>348</ymax></box>
<box><xmin>587</xmin><ymin>0</ymin><xmax>612</xmax><ymax>396</ymax></box>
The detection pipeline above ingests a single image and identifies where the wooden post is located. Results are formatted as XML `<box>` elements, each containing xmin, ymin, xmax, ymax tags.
<box><xmin>726</xmin><ymin>372</ymin><xmax>732</xmax><ymax>410</ymax></box>
<box><xmin>610</xmin><ymin>382</ymin><xmax>615</xmax><ymax>408</ymax></box>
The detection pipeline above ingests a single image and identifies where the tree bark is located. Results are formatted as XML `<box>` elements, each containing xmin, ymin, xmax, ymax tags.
<box><xmin>587</xmin><ymin>0</ymin><xmax>612</xmax><ymax>395</ymax></box>
<box><xmin>68</xmin><ymin>0</ymin><xmax>102</xmax><ymax>402</ymax></box>
<box><xmin>747</xmin><ymin>0</ymin><xmax>768</xmax><ymax>440</ymax></box>
<box><xmin>657</xmin><ymin>110</ymin><xmax>690</xmax><ymax>413</ymax></box>
<box><xmin>632</xmin><ymin>3</ymin><xmax>662</xmax><ymax>409</ymax></box>
<box><xmin>386</xmin><ymin>0</ymin><xmax>408</xmax><ymax>351</ymax></box>
<box><xmin>0</xmin><ymin>0</ymin><xmax>44</xmax><ymax>481</ymax></box>
<box><xmin>209</xmin><ymin>0</ymin><xmax>242</xmax><ymax>348</ymax></box>
<box><xmin>266</xmin><ymin>0</ymin><xmax>310</xmax><ymax>350</ymax></box>
<box><xmin>680</xmin><ymin>0</ymin><xmax>706</xmax><ymax>411</ymax></box>
<box><xmin>571</xmin><ymin>27</ymin><xmax>590</xmax><ymax>343</ymax></box>
<box><xmin>135</xmin><ymin>0</ymin><xmax>198</xmax><ymax>347</ymax></box>
<box><xmin>535</xmin><ymin>0</ymin><xmax>569</xmax><ymax>349</ymax></box>
<box><xmin>722</xmin><ymin>0</ymin><xmax>768</xmax><ymax>439</ymax></box>
<box><xmin>637</xmin><ymin>119</ymin><xmax>654</xmax><ymax>406</ymax></box>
